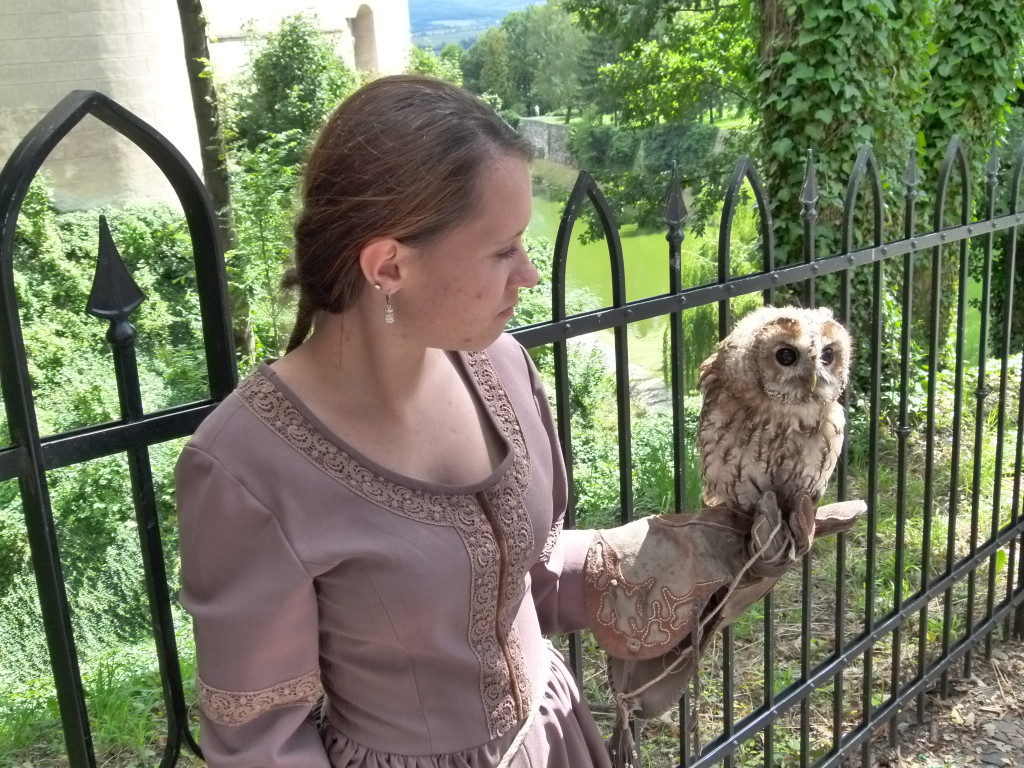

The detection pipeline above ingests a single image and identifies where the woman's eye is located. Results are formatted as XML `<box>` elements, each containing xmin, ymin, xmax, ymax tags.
<box><xmin>821</xmin><ymin>346</ymin><xmax>834</xmax><ymax>365</ymax></box>
<box><xmin>498</xmin><ymin>246</ymin><xmax>518</xmax><ymax>260</ymax></box>
<box><xmin>775</xmin><ymin>347</ymin><xmax>798</xmax><ymax>366</ymax></box>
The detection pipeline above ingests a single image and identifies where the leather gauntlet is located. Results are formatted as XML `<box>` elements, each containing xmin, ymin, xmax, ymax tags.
<box><xmin>582</xmin><ymin>491</ymin><xmax>865</xmax><ymax>757</ymax></box>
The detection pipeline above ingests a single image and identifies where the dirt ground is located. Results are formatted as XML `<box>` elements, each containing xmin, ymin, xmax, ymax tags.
<box><xmin>873</xmin><ymin>637</ymin><xmax>1024</xmax><ymax>768</ymax></box>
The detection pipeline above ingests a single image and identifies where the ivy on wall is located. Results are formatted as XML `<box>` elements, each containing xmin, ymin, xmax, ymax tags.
<box><xmin>755</xmin><ymin>0</ymin><xmax>1024</xmax><ymax>372</ymax></box>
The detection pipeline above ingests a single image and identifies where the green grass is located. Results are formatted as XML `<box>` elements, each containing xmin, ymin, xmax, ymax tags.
<box><xmin>529</xmin><ymin>195</ymin><xmax>676</xmax><ymax>374</ymax></box>
<box><xmin>0</xmin><ymin>633</ymin><xmax>202</xmax><ymax>767</ymax></box>
<box><xmin>711</xmin><ymin>108</ymin><xmax>753</xmax><ymax>131</ymax></box>
<box><xmin>963</xmin><ymin>275</ymin><xmax>983</xmax><ymax>364</ymax></box>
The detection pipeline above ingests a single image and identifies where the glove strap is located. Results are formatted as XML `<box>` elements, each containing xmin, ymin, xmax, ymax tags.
<box><xmin>611</xmin><ymin>659</ymin><xmax>638</xmax><ymax>768</ymax></box>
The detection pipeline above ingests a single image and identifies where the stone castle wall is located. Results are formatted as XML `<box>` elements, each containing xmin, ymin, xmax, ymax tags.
<box><xmin>0</xmin><ymin>0</ymin><xmax>410</xmax><ymax>211</ymax></box>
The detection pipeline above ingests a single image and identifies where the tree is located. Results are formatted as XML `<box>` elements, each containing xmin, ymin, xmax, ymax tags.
<box><xmin>598</xmin><ymin>6</ymin><xmax>752</xmax><ymax>126</ymax></box>
<box><xmin>409</xmin><ymin>45</ymin><xmax>463</xmax><ymax>85</ymax></box>
<box><xmin>464</xmin><ymin>3</ymin><xmax>589</xmax><ymax>117</ymax></box>
<box><xmin>527</xmin><ymin>4</ymin><xmax>589</xmax><ymax>120</ymax></box>
<box><xmin>223</xmin><ymin>14</ymin><xmax>359</xmax><ymax>358</ymax></box>
<box><xmin>578</xmin><ymin>32</ymin><xmax>623</xmax><ymax>118</ymax></box>
<box><xmin>229</xmin><ymin>14</ymin><xmax>358</xmax><ymax>162</ymax></box>
<box><xmin>463</xmin><ymin>27</ymin><xmax>516</xmax><ymax>109</ymax></box>
<box><xmin>440</xmin><ymin>44</ymin><xmax>465</xmax><ymax>71</ymax></box>
<box><xmin>174</xmin><ymin>0</ymin><xmax>234</xmax><ymax>249</ymax></box>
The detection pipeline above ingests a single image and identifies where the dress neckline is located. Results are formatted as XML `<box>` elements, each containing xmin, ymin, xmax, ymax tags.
<box><xmin>254</xmin><ymin>350</ymin><xmax>515</xmax><ymax>496</ymax></box>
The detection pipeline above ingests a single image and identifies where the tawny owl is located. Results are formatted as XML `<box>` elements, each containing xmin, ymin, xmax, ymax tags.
<box><xmin>697</xmin><ymin>306</ymin><xmax>851</xmax><ymax>515</ymax></box>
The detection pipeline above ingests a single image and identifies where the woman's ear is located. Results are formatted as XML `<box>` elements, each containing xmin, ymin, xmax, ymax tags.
<box><xmin>359</xmin><ymin>237</ymin><xmax>408</xmax><ymax>294</ymax></box>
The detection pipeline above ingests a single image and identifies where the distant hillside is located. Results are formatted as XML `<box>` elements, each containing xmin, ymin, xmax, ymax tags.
<box><xmin>408</xmin><ymin>0</ymin><xmax>541</xmax><ymax>34</ymax></box>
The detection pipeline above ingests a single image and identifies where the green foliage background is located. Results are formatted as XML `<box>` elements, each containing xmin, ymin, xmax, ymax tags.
<box><xmin>0</xmin><ymin>179</ymin><xmax>205</xmax><ymax>686</ymax></box>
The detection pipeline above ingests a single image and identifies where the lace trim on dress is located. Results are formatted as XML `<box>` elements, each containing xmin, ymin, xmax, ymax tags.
<box><xmin>539</xmin><ymin>517</ymin><xmax>564</xmax><ymax>565</ymax></box>
<box><xmin>235</xmin><ymin>351</ymin><xmax>536</xmax><ymax>739</ymax></box>
<box><xmin>197</xmin><ymin>667</ymin><xmax>321</xmax><ymax>727</ymax></box>
<box><xmin>464</xmin><ymin>352</ymin><xmax>535</xmax><ymax>727</ymax></box>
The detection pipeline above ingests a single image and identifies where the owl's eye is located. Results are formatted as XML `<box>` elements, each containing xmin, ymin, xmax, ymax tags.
<box><xmin>775</xmin><ymin>347</ymin><xmax>798</xmax><ymax>366</ymax></box>
<box><xmin>821</xmin><ymin>346</ymin><xmax>835</xmax><ymax>365</ymax></box>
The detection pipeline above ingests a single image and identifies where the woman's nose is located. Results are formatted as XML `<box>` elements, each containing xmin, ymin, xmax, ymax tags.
<box><xmin>518</xmin><ymin>251</ymin><xmax>539</xmax><ymax>289</ymax></box>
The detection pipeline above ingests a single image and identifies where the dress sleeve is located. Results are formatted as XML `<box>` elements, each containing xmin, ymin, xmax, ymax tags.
<box><xmin>176</xmin><ymin>444</ymin><xmax>330</xmax><ymax>768</ymax></box>
<box><xmin>517</xmin><ymin>344</ymin><xmax>597</xmax><ymax>636</ymax></box>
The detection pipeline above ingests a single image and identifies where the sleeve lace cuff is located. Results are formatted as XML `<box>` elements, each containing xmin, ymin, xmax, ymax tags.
<box><xmin>197</xmin><ymin>667</ymin><xmax>322</xmax><ymax>726</ymax></box>
<box><xmin>539</xmin><ymin>517</ymin><xmax>563</xmax><ymax>564</ymax></box>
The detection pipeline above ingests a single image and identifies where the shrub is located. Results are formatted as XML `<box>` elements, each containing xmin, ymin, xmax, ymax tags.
<box><xmin>567</xmin><ymin>115</ymin><xmax>742</xmax><ymax>241</ymax></box>
<box><xmin>229</xmin><ymin>14</ymin><xmax>359</xmax><ymax>163</ymax></box>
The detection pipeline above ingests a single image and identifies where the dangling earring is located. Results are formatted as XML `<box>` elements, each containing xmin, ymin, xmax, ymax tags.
<box><xmin>375</xmin><ymin>283</ymin><xmax>395</xmax><ymax>324</ymax></box>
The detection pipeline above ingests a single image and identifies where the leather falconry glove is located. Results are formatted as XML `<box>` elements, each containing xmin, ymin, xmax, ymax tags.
<box><xmin>582</xmin><ymin>491</ymin><xmax>866</xmax><ymax>768</ymax></box>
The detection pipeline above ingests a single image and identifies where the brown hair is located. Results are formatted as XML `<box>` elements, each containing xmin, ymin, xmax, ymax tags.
<box><xmin>283</xmin><ymin>74</ymin><xmax>533</xmax><ymax>351</ymax></box>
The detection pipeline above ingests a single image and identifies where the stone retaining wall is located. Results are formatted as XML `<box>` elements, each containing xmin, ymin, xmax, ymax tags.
<box><xmin>519</xmin><ymin>117</ymin><xmax>574</xmax><ymax>166</ymax></box>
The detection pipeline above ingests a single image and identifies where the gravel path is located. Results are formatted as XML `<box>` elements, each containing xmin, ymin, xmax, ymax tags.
<box><xmin>874</xmin><ymin>637</ymin><xmax>1024</xmax><ymax>768</ymax></box>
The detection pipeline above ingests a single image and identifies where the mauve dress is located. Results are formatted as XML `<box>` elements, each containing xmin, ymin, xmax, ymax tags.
<box><xmin>176</xmin><ymin>333</ymin><xmax>612</xmax><ymax>768</ymax></box>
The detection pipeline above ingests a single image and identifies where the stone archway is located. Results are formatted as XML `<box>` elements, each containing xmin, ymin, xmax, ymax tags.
<box><xmin>350</xmin><ymin>4</ymin><xmax>378</xmax><ymax>74</ymax></box>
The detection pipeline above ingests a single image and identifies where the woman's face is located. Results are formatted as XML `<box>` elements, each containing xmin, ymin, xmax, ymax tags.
<box><xmin>397</xmin><ymin>153</ymin><xmax>538</xmax><ymax>352</ymax></box>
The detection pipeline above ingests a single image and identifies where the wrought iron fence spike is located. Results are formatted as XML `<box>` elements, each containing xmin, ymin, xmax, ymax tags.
<box><xmin>85</xmin><ymin>215</ymin><xmax>146</xmax><ymax>321</ymax></box>
<box><xmin>904</xmin><ymin>146</ymin><xmax>919</xmax><ymax>190</ymax></box>
<box><xmin>665</xmin><ymin>162</ymin><xmax>687</xmax><ymax>227</ymax></box>
<box><xmin>986</xmin><ymin>151</ymin><xmax>1001</xmax><ymax>188</ymax></box>
<box><xmin>799</xmin><ymin>149</ymin><xmax>818</xmax><ymax>206</ymax></box>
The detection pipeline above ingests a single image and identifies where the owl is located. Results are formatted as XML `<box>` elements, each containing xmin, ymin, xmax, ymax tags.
<box><xmin>697</xmin><ymin>306</ymin><xmax>851</xmax><ymax>515</ymax></box>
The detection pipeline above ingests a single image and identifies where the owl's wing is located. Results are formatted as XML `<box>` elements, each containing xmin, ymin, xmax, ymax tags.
<box><xmin>697</xmin><ymin>341</ymin><xmax>732</xmax><ymax>507</ymax></box>
<box><xmin>697</xmin><ymin>341</ymin><xmax>730</xmax><ymax>395</ymax></box>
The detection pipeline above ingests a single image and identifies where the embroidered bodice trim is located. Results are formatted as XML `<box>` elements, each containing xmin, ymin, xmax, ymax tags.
<box><xmin>197</xmin><ymin>667</ymin><xmax>321</xmax><ymax>727</ymax></box>
<box><xmin>235</xmin><ymin>351</ymin><xmax>536</xmax><ymax>738</ymax></box>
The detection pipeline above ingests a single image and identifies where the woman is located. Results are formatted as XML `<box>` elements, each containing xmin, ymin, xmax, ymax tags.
<box><xmin>177</xmin><ymin>75</ymin><xmax>611</xmax><ymax>767</ymax></box>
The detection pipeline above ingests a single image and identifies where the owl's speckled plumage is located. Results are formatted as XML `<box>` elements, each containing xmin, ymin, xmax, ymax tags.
<box><xmin>697</xmin><ymin>306</ymin><xmax>851</xmax><ymax>514</ymax></box>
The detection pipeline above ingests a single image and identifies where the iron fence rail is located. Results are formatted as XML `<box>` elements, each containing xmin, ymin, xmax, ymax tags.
<box><xmin>0</xmin><ymin>92</ymin><xmax>1021</xmax><ymax>768</ymax></box>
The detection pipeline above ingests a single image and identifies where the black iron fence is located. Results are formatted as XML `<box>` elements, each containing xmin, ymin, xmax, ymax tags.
<box><xmin>514</xmin><ymin>143</ymin><xmax>1024</xmax><ymax>767</ymax></box>
<box><xmin>0</xmin><ymin>92</ymin><xmax>1021</xmax><ymax>768</ymax></box>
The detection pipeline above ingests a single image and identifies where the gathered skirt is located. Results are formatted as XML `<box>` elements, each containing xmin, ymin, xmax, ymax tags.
<box><xmin>322</xmin><ymin>646</ymin><xmax>611</xmax><ymax>768</ymax></box>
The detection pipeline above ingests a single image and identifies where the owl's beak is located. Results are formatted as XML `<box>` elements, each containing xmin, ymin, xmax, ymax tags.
<box><xmin>810</xmin><ymin>373</ymin><xmax>818</xmax><ymax>393</ymax></box>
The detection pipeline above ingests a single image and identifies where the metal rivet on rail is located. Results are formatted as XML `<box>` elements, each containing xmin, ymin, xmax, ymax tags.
<box><xmin>625</xmin><ymin>309</ymin><xmax>633</xmax><ymax>318</ymax></box>
<box><xmin>967</xmin><ymin>226</ymin><xmax>974</xmax><ymax>235</ymax></box>
<box><xmin>811</xmin><ymin>263</ymin><xmax>820</xmax><ymax>274</ymax></box>
<box><xmin>679</xmin><ymin>295</ymin><xmax>687</xmax><ymax>305</ymax></box>
<box><xmin>564</xmin><ymin>323</ymin><xmax>572</xmax><ymax>334</ymax></box>
<box><xmin>771</xmin><ymin>273</ymin><xmax>780</xmax><ymax>282</ymax></box>
<box><xmin>881</xmin><ymin>246</ymin><xmax>889</xmax><ymax>256</ymax></box>
<box><xmin>911</xmin><ymin>239</ymin><xmax>918</xmax><ymax>249</ymax></box>
<box><xmin>940</xmin><ymin>233</ymin><xmax>948</xmax><ymax>241</ymax></box>
<box><xmin>727</xmin><ymin>284</ymin><xmax>736</xmax><ymax>295</ymax></box>
<box><xmin>848</xmin><ymin>255</ymin><xmax>856</xmax><ymax>264</ymax></box>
